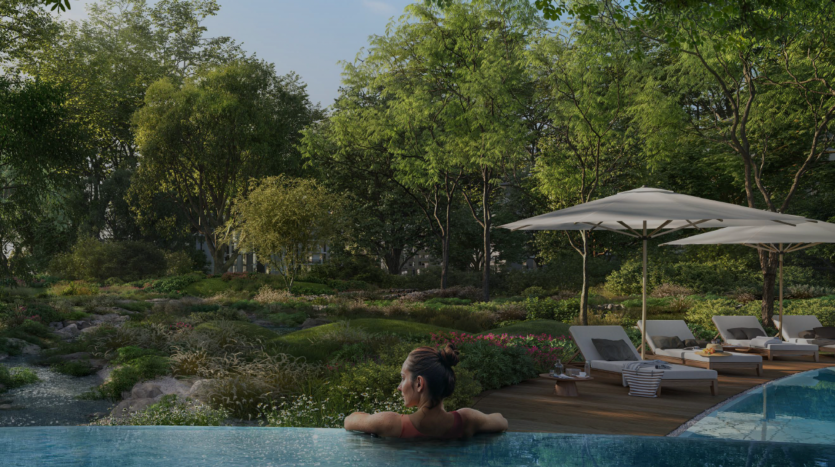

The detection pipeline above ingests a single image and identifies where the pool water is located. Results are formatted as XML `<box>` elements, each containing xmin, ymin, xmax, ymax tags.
<box><xmin>1</xmin><ymin>427</ymin><xmax>833</xmax><ymax>466</ymax></box>
<box><xmin>679</xmin><ymin>366</ymin><xmax>835</xmax><ymax>444</ymax></box>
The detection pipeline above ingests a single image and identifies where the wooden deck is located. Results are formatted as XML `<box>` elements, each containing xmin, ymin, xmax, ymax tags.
<box><xmin>470</xmin><ymin>355</ymin><xmax>835</xmax><ymax>436</ymax></box>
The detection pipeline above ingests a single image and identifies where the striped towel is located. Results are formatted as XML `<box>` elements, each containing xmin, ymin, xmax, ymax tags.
<box><xmin>622</xmin><ymin>361</ymin><xmax>669</xmax><ymax>398</ymax></box>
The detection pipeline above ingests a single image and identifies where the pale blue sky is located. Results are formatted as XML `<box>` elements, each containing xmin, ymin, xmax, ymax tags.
<box><xmin>60</xmin><ymin>0</ymin><xmax>419</xmax><ymax>108</ymax></box>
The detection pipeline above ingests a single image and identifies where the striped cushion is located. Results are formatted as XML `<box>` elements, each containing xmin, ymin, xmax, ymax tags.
<box><xmin>623</xmin><ymin>368</ymin><xmax>663</xmax><ymax>398</ymax></box>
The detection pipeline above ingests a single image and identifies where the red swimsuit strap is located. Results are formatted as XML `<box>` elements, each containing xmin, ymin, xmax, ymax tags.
<box><xmin>400</xmin><ymin>411</ymin><xmax>465</xmax><ymax>439</ymax></box>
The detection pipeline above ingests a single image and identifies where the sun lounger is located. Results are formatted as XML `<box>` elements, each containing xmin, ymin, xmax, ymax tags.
<box><xmin>712</xmin><ymin>316</ymin><xmax>819</xmax><ymax>362</ymax></box>
<box><xmin>773</xmin><ymin>315</ymin><xmax>835</xmax><ymax>354</ymax></box>
<box><xmin>569</xmin><ymin>325</ymin><xmax>719</xmax><ymax>396</ymax></box>
<box><xmin>637</xmin><ymin>320</ymin><xmax>762</xmax><ymax>375</ymax></box>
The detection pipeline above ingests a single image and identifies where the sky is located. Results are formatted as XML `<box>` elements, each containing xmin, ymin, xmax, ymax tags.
<box><xmin>59</xmin><ymin>0</ymin><xmax>420</xmax><ymax>108</ymax></box>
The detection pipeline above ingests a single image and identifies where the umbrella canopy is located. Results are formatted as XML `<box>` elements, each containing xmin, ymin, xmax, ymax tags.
<box><xmin>662</xmin><ymin>222</ymin><xmax>835</xmax><ymax>339</ymax></box>
<box><xmin>500</xmin><ymin>187</ymin><xmax>816</xmax><ymax>359</ymax></box>
<box><xmin>501</xmin><ymin>187</ymin><xmax>813</xmax><ymax>232</ymax></box>
<box><xmin>660</xmin><ymin>222</ymin><xmax>835</xmax><ymax>247</ymax></box>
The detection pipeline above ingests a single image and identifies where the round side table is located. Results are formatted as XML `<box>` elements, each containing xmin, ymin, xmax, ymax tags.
<box><xmin>539</xmin><ymin>373</ymin><xmax>594</xmax><ymax>397</ymax></box>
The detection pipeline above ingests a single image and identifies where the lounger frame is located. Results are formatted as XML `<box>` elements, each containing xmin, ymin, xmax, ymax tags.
<box><xmin>568</xmin><ymin>325</ymin><xmax>719</xmax><ymax>397</ymax></box>
<box><xmin>712</xmin><ymin>316</ymin><xmax>819</xmax><ymax>362</ymax></box>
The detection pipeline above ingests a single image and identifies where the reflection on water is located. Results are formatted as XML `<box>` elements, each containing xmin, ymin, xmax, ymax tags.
<box><xmin>681</xmin><ymin>367</ymin><xmax>835</xmax><ymax>445</ymax></box>
<box><xmin>0</xmin><ymin>427</ymin><xmax>833</xmax><ymax>466</ymax></box>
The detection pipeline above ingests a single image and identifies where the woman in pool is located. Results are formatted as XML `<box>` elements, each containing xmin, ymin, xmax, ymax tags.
<box><xmin>344</xmin><ymin>343</ymin><xmax>508</xmax><ymax>438</ymax></box>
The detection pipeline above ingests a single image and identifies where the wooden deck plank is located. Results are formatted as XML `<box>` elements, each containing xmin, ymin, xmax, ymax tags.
<box><xmin>470</xmin><ymin>356</ymin><xmax>835</xmax><ymax>436</ymax></box>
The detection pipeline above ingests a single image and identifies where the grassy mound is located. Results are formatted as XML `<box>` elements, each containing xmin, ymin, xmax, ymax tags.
<box><xmin>480</xmin><ymin>320</ymin><xmax>572</xmax><ymax>338</ymax></box>
<box><xmin>273</xmin><ymin>318</ymin><xmax>459</xmax><ymax>362</ymax></box>
<box><xmin>278</xmin><ymin>318</ymin><xmax>458</xmax><ymax>344</ymax></box>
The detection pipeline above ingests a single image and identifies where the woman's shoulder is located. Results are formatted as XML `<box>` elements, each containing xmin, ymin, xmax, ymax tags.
<box><xmin>344</xmin><ymin>411</ymin><xmax>403</xmax><ymax>437</ymax></box>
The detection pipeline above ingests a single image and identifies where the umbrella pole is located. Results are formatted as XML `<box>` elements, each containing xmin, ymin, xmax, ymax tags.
<box><xmin>778</xmin><ymin>248</ymin><xmax>784</xmax><ymax>341</ymax></box>
<box><xmin>641</xmin><ymin>222</ymin><xmax>647</xmax><ymax>360</ymax></box>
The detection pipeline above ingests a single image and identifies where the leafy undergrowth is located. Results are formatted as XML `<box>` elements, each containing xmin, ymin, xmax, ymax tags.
<box><xmin>182</xmin><ymin>277</ymin><xmax>334</xmax><ymax>298</ymax></box>
<box><xmin>481</xmin><ymin>319</ymin><xmax>572</xmax><ymax>338</ymax></box>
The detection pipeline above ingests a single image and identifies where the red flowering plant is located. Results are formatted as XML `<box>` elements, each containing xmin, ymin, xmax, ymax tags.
<box><xmin>430</xmin><ymin>331</ymin><xmax>577</xmax><ymax>372</ymax></box>
<box><xmin>169</xmin><ymin>322</ymin><xmax>194</xmax><ymax>332</ymax></box>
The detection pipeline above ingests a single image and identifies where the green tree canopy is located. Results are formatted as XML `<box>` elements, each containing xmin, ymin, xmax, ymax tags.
<box><xmin>230</xmin><ymin>176</ymin><xmax>344</xmax><ymax>291</ymax></box>
<box><xmin>132</xmin><ymin>59</ymin><xmax>319</xmax><ymax>274</ymax></box>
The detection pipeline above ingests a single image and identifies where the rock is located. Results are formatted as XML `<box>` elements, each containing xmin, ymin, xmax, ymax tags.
<box><xmin>2</xmin><ymin>338</ymin><xmax>40</xmax><ymax>355</ymax></box>
<box><xmin>110</xmin><ymin>398</ymin><xmax>157</xmax><ymax>419</ymax></box>
<box><xmin>80</xmin><ymin>325</ymin><xmax>102</xmax><ymax>335</ymax></box>
<box><xmin>130</xmin><ymin>382</ymin><xmax>164</xmax><ymax>400</ymax></box>
<box><xmin>88</xmin><ymin>359</ymin><xmax>107</xmax><ymax>371</ymax></box>
<box><xmin>110</xmin><ymin>377</ymin><xmax>202</xmax><ymax>419</ymax></box>
<box><xmin>0</xmin><ymin>404</ymin><xmax>12</xmax><ymax>410</ymax></box>
<box><xmin>96</xmin><ymin>366</ymin><xmax>112</xmax><ymax>383</ymax></box>
<box><xmin>94</xmin><ymin>307</ymin><xmax>137</xmax><ymax>316</ymax></box>
<box><xmin>0</xmin><ymin>384</ymin><xmax>5</xmax><ymax>393</ymax></box>
<box><xmin>300</xmin><ymin>318</ymin><xmax>331</xmax><ymax>330</ymax></box>
<box><xmin>0</xmin><ymin>353</ymin><xmax>7</xmax><ymax>361</ymax></box>
<box><xmin>55</xmin><ymin>323</ymin><xmax>80</xmax><ymax>340</ymax></box>
<box><xmin>49</xmin><ymin>322</ymin><xmax>64</xmax><ymax>331</ymax></box>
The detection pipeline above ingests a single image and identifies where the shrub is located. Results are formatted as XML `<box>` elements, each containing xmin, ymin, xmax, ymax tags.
<box><xmin>17</xmin><ymin>320</ymin><xmax>51</xmax><ymax>338</ymax></box>
<box><xmin>51</xmin><ymin>282</ymin><xmax>99</xmax><ymax>296</ymax></box>
<box><xmin>93</xmin><ymin>395</ymin><xmax>229</xmax><ymax>426</ymax></box>
<box><xmin>165</xmin><ymin>251</ymin><xmax>197</xmax><ymax>276</ymax></box>
<box><xmin>524</xmin><ymin>297</ymin><xmax>580</xmax><ymax>322</ymax></box>
<box><xmin>457</xmin><ymin>341</ymin><xmax>537</xmax><ymax>390</ymax></box>
<box><xmin>113</xmin><ymin>346</ymin><xmax>166</xmax><ymax>365</ymax></box>
<box><xmin>785</xmin><ymin>299</ymin><xmax>835</xmax><ymax>327</ymax></box>
<box><xmin>787</xmin><ymin>285</ymin><xmax>835</xmax><ymax>300</ymax></box>
<box><xmin>97</xmin><ymin>355</ymin><xmax>170</xmax><ymax>400</ymax></box>
<box><xmin>49</xmin><ymin>237</ymin><xmax>167</xmax><ymax>282</ymax></box>
<box><xmin>650</xmin><ymin>283</ymin><xmax>693</xmax><ymax>298</ymax></box>
<box><xmin>684</xmin><ymin>299</ymin><xmax>747</xmax><ymax>329</ymax></box>
<box><xmin>0</xmin><ymin>365</ymin><xmax>39</xmax><ymax>391</ymax></box>
<box><xmin>148</xmin><ymin>273</ymin><xmax>204</xmax><ymax>294</ymax></box>
<box><xmin>52</xmin><ymin>360</ymin><xmax>96</xmax><ymax>377</ymax></box>
<box><xmin>522</xmin><ymin>286</ymin><xmax>548</xmax><ymax>298</ymax></box>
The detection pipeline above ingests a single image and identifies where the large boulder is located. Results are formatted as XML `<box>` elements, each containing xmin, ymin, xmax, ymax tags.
<box><xmin>55</xmin><ymin>323</ymin><xmax>80</xmax><ymax>340</ymax></box>
<box><xmin>2</xmin><ymin>338</ymin><xmax>41</xmax><ymax>356</ymax></box>
<box><xmin>110</xmin><ymin>377</ymin><xmax>205</xmax><ymax>420</ymax></box>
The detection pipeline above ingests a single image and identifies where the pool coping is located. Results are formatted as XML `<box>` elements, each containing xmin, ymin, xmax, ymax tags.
<box><xmin>666</xmin><ymin>366</ymin><xmax>834</xmax><ymax>437</ymax></box>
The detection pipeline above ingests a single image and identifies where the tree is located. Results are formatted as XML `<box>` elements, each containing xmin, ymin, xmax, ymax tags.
<box><xmin>230</xmin><ymin>176</ymin><xmax>344</xmax><ymax>291</ymax></box>
<box><xmin>1</xmin><ymin>0</ymin><xmax>56</xmax><ymax>63</ymax></box>
<box><xmin>0</xmin><ymin>76</ymin><xmax>85</xmax><ymax>276</ymax></box>
<box><xmin>359</xmin><ymin>0</ymin><xmax>538</xmax><ymax>300</ymax></box>
<box><xmin>530</xmin><ymin>24</ymin><xmax>645</xmax><ymax>324</ymax></box>
<box><xmin>21</xmin><ymin>0</ymin><xmax>243</xmax><ymax>243</ymax></box>
<box><xmin>132</xmin><ymin>60</ymin><xmax>318</xmax><ymax>274</ymax></box>
<box><xmin>628</xmin><ymin>0</ymin><xmax>835</xmax><ymax>325</ymax></box>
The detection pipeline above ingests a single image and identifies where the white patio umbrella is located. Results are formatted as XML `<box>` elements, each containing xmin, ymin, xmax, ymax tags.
<box><xmin>500</xmin><ymin>187</ymin><xmax>815</xmax><ymax>358</ymax></box>
<box><xmin>662</xmin><ymin>221</ymin><xmax>835</xmax><ymax>339</ymax></box>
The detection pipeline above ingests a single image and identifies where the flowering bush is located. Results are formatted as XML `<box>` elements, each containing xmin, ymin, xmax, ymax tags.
<box><xmin>431</xmin><ymin>331</ymin><xmax>574</xmax><ymax>372</ymax></box>
<box><xmin>260</xmin><ymin>393</ymin><xmax>413</xmax><ymax>429</ymax></box>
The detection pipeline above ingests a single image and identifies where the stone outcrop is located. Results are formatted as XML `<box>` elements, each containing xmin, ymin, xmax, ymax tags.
<box><xmin>109</xmin><ymin>377</ymin><xmax>210</xmax><ymax>420</ymax></box>
<box><xmin>0</xmin><ymin>338</ymin><xmax>41</xmax><ymax>356</ymax></box>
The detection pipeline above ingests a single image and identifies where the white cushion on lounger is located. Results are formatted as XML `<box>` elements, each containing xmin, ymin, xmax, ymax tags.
<box><xmin>637</xmin><ymin>320</ymin><xmax>696</xmax><ymax>354</ymax></box>
<box><xmin>569</xmin><ymin>325</ymin><xmax>717</xmax><ymax>381</ymax></box>
<box><xmin>655</xmin><ymin>348</ymin><xmax>761</xmax><ymax>363</ymax></box>
<box><xmin>589</xmin><ymin>360</ymin><xmax>717</xmax><ymax>380</ymax></box>
<box><xmin>773</xmin><ymin>315</ymin><xmax>821</xmax><ymax>340</ymax></box>
<box><xmin>723</xmin><ymin>338</ymin><xmax>817</xmax><ymax>352</ymax></box>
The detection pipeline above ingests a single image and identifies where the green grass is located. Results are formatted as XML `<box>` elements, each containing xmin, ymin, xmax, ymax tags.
<box><xmin>195</xmin><ymin>321</ymin><xmax>281</xmax><ymax>342</ymax></box>
<box><xmin>277</xmin><ymin>318</ymin><xmax>458</xmax><ymax>344</ymax></box>
<box><xmin>481</xmin><ymin>320</ymin><xmax>572</xmax><ymax>338</ymax></box>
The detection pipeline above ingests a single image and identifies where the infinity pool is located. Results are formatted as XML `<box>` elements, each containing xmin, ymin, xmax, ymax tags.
<box><xmin>1</xmin><ymin>427</ymin><xmax>833</xmax><ymax>466</ymax></box>
<box><xmin>678</xmin><ymin>366</ymin><xmax>835</xmax><ymax>444</ymax></box>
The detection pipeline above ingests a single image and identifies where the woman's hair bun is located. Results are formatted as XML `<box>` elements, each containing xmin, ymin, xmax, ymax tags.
<box><xmin>438</xmin><ymin>343</ymin><xmax>460</xmax><ymax>368</ymax></box>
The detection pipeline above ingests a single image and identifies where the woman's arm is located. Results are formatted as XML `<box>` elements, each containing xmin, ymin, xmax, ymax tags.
<box><xmin>343</xmin><ymin>411</ymin><xmax>402</xmax><ymax>437</ymax></box>
<box><xmin>457</xmin><ymin>408</ymin><xmax>508</xmax><ymax>435</ymax></box>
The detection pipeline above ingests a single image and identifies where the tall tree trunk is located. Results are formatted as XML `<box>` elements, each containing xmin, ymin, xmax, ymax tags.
<box><xmin>760</xmin><ymin>250</ymin><xmax>778</xmax><ymax>327</ymax></box>
<box><xmin>212</xmin><ymin>247</ymin><xmax>226</xmax><ymax>275</ymax></box>
<box><xmin>384</xmin><ymin>248</ymin><xmax>404</xmax><ymax>275</ymax></box>
<box><xmin>579</xmin><ymin>232</ymin><xmax>589</xmax><ymax>325</ymax></box>
<box><xmin>482</xmin><ymin>176</ymin><xmax>491</xmax><ymax>302</ymax></box>
<box><xmin>441</xmin><ymin>202</ymin><xmax>451</xmax><ymax>289</ymax></box>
